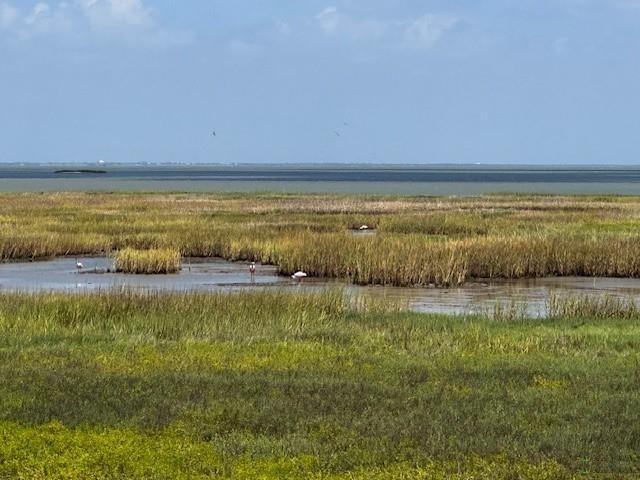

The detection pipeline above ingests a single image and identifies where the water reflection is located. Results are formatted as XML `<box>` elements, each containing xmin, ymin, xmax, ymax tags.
<box><xmin>1</xmin><ymin>257</ymin><xmax>639</xmax><ymax>317</ymax></box>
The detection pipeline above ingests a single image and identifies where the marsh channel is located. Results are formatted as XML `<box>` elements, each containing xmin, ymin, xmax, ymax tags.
<box><xmin>2</xmin><ymin>256</ymin><xmax>639</xmax><ymax>318</ymax></box>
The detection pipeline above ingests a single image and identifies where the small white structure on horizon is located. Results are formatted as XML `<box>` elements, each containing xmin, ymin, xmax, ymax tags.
<box><xmin>97</xmin><ymin>159</ymin><xmax>106</xmax><ymax>166</ymax></box>
<box><xmin>291</xmin><ymin>271</ymin><xmax>308</xmax><ymax>281</ymax></box>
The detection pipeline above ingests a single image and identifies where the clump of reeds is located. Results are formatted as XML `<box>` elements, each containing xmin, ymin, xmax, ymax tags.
<box><xmin>350</xmin><ymin>292</ymin><xmax>408</xmax><ymax>314</ymax></box>
<box><xmin>547</xmin><ymin>292</ymin><xmax>640</xmax><ymax>319</ymax></box>
<box><xmin>476</xmin><ymin>300</ymin><xmax>530</xmax><ymax>322</ymax></box>
<box><xmin>114</xmin><ymin>248</ymin><xmax>181</xmax><ymax>274</ymax></box>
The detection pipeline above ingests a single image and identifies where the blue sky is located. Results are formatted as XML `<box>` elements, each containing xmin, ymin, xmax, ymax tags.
<box><xmin>1</xmin><ymin>0</ymin><xmax>639</xmax><ymax>164</ymax></box>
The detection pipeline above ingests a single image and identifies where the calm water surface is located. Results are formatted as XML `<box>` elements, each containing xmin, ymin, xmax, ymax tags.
<box><xmin>3</xmin><ymin>164</ymin><xmax>640</xmax><ymax>194</ymax></box>
<box><xmin>3</xmin><ymin>257</ymin><xmax>639</xmax><ymax>317</ymax></box>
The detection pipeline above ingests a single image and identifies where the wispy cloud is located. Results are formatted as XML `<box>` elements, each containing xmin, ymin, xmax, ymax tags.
<box><xmin>77</xmin><ymin>0</ymin><xmax>153</xmax><ymax>30</ymax></box>
<box><xmin>314</xmin><ymin>7</ymin><xmax>459</xmax><ymax>50</ymax></box>
<box><xmin>0</xmin><ymin>2</ymin><xmax>18</xmax><ymax>29</ymax></box>
<box><xmin>24</xmin><ymin>2</ymin><xmax>50</xmax><ymax>25</ymax></box>
<box><xmin>403</xmin><ymin>14</ymin><xmax>460</xmax><ymax>50</ymax></box>
<box><xmin>0</xmin><ymin>0</ymin><xmax>190</xmax><ymax>47</ymax></box>
<box><xmin>25</xmin><ymin>2</ymin><xmax>73</xmax><ymax>35</ymax></box>
<box><xmin>316</xmin><ymin>7</ymin><xmax>388</xmax><ymax>41</ymax></box>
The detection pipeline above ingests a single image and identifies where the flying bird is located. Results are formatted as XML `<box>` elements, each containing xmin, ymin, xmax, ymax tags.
<box><xmin>334</xmin><ymin>131</ymin><xmax>341</xmax><ymax>137</ymax></box>
<box><xmin>212</xmin><ymin>131</ymin><xmax>216</xmax><ymax>136</ymax></box>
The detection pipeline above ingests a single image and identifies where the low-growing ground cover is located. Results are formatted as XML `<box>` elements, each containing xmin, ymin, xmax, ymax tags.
<box><xmin>1</xmin><ymin>192</ymin><xmax>640</xmax><ymax>285</ymax></box>
<box><xmin>0</xmin><ymin>290</ymin><xmax>637</xmax><ymax>478</ymax></box>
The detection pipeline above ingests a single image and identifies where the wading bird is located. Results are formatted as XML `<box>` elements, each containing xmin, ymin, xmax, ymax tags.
<box><xmin>359</xmin><ymin>225</ymin><xmax>370</xmax><ymax>230</ymax></box>
<box><xmin>75</xmin><ymin>259</ymin><xmax>83</xmax><ymax>272</ymax></box>
<box><xmin>291</xmin><ymin>271</ymin><xmax>308</xmax><ymax>281</ymax></box>
<box><xmin>249</xmin><ymin>262</ymin><xmax>256</xmax><ymax>275</ymax></box>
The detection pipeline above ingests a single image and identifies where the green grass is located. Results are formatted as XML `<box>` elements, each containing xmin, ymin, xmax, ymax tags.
<box><xmin>0</xmin><ymin>290</ymin><xmax>638</xmax><ymax>478</ymax></box>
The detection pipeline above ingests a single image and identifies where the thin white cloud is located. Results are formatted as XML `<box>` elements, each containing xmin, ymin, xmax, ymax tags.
<box><xmin>316</xmin><ymin>6</ymin><xmax>387</xmax><ymax>41</ymax></box>
<box><xmin>316</xmin><ymin>7</ymin><xmax>339</xmax><ymax>34</ymax></box>
<box><xmin>15</xmin><ymin>2</ymin><xmax>73</xmax><ymax>37</ymax></box>
<box><xmin>0</xmin><ymin>0</ymin><xmax>189</xmax><ymax>47</ymax></box>
<box><xmin>403</xmin><ymin>14</ymin><xmax>459</xmax><ymax>50</ymax></box>
<box><xmin>23</xmin><ymin>2</ymin><xmax>50</xmax><ymax>25</ymax></box>
<box><xmin>0</xmin><ymin>2</ymin><xmax>18</xmax><ymax>29</ymax></box>
<box><xmin>78</xmin><ymin>0</ymin><xmax>153</xmax><ymax>30</ymax></box>
<box><xmin>315</xmin><ymin>7</ymin><xmax>458</xmax><ymax>49</ymax></box>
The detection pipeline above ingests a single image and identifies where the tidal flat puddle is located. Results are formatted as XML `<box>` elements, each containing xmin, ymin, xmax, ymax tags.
<box><xmin>2</xmin><ymin>257</ymin><xmax>640</xmax><ymax>317</ymax></box>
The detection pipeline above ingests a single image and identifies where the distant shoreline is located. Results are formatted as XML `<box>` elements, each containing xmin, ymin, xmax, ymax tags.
<box><xmin>54</xmin><ymin>169</ymin><xmax>107</xmax><ymax>174</ymax></box>
<box><xmin>0</xmin><ymin>165</ymin><xmax>632</xmax><ymax>195</ymax></box>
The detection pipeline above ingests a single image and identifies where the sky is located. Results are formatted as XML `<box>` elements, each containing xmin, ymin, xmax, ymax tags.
<box><xmin>1</xmin><ymin>1</ymin><xmax>640</xmax><ymax>165</ymax></box>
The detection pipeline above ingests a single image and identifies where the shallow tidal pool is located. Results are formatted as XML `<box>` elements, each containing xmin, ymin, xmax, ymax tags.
<box><xmin>2</xmin><ymin>256</ymin><xmax>640</xmax><ymax>318</ymax></box>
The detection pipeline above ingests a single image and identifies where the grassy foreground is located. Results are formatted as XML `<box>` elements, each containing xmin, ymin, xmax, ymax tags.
<box><xmin>3</xmin><ymin>192</ymin><xmax>640</xmax><ymax>285</ymax></box>
<box><xmin>0</xmin><ymin>290</ymin><xmax>638</xmax><ymax>478</ymax></box>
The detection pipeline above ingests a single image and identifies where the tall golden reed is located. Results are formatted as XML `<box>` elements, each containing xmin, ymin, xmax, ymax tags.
<box><xmin>1</xmin><ymin>192</ymin><xmax>639</xmax><ymax>286</ymax></box>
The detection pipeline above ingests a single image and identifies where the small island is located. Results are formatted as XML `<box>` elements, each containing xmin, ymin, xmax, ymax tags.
<box><xmin>54</xmin><ymin>169</ymin><xmax>107</xmax><ymax>174</ymax></box>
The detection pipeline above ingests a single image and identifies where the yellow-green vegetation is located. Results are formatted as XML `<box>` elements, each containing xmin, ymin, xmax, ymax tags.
<box><xmin>548</xmin><ymin>292</ymin><xmax>640</xmax><ymax>319</ymax></box>
<box><xmin>0</xmin><ymin>290</ymin><xmax>638</xmax><ymax>478</ymax></box>
<box><xmin>2</xmin><ymin>192</ymin><xmax>640</xmax><ymax>285</ymax></box>
<box><xmin>115</xmin><ymin>247</ymin><xmax>181</xmax><ymax>274</ymax></box>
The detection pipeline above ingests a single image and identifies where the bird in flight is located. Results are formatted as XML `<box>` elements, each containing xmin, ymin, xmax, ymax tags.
<box><xmin>334</xmin><ymin>131</ymin><xmax>341</xmax><ymax>137</ymax></box>
<box><xmin>212</xmin><ymin>131</ymin><xmax>216</xmax><ymax>136</ymax></box>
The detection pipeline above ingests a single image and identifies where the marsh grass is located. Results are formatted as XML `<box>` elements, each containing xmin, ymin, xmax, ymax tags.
<box><xmin>1</xmin><ymin>193</ymin><xmax>640</xmax><ymax>285</ymax></box>
<box><xmin>476</xmin><ymin>300</ymin><xmax>530</xmax><ymax>322</ymax></box>
<box><xmin>0</xmin><ymin>289</ymin><xmax>355</xmax><ymax>340</ymax></box>
<box><xmin>0</xmin><ymin>290</ymin><xmax>638</xmax><ymax>477</ymax></box>
<box><xmin>547</xmin><ymin>292</ymin><xmax>640</xmax><ymax>319</ymax></box>
<box><xmin>114</xmin><ymin>248</ymin><xmax>181</xmax><ymax>274</ymax></box>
